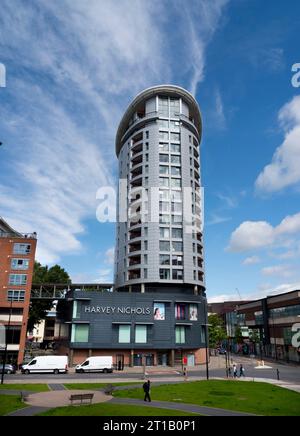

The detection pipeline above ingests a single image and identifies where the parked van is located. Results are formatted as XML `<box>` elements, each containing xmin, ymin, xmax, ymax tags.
<box><xmin>21</xmin><ymin>356</ymin><xmax>68</xmax><ymax>374</ymax></box>
<box><xmin>75</xmin><ymin>356</ymin><xmax>113</xmax><ymax>373</ymax></box>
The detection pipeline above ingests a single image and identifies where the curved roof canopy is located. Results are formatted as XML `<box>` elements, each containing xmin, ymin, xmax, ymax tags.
<box><xmin>115</xmin><ymin>84</ymin><xmax>202</xmax><ymax>156</ymax></box>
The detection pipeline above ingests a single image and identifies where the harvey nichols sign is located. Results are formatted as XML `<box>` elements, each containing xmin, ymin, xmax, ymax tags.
<box><xmin>84</xmin><ymin>306</ymin><xmax>151</xmax><ymax>315</ymax></box>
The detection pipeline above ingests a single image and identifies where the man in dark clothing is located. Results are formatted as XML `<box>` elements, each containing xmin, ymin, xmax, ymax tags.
<box><xmin>143</xmin><ymin>379</ymin><xmax>151</xmax><ymax>402</ymax></box>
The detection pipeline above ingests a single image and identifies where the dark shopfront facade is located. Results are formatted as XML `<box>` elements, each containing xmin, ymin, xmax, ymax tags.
<box><xmin>67</xmin><ymin>290</ymin><xmax>207</xmax><ymax>367</ymax></box>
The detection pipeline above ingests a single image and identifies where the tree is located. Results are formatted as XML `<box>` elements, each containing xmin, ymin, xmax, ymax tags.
<box><xmin>208</xmin><ymin>314</ymin><xmax>227</xmax><ymax>349</ymax></box>
<box><xmin>27</xmin><ymin>262</ymin><xmax>71</xmax><ymax>331</ymax></box>
<box><xmin>235</xmin><ymin>326</ymin><xmax>244</xmax><ymax>343</ymax></box>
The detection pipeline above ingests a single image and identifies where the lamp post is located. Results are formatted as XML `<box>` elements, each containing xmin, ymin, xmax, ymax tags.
<box><xmin>1</xmin><ymin>297</ymin><xmax>13</xmax><ymax>384</ymax></box>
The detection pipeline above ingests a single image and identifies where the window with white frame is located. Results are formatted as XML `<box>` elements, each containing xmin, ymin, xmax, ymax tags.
<box><xmin>11</xmin><ymin>259</ymin><xmax>29</xmax><ymax>270</ymax></box>
<box><xmin>9</xmin><ymin>274</ymin><xmax>27</xmax><ymax>285</ymax></box>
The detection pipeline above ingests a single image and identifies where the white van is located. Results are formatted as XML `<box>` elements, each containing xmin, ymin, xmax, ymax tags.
<box><xmin>22</xmin><ymin>356</ymin><xmax>68</xmax><ymax>374</ymax></box>
<box><xmin>75</xmin><ymin>356</ymin><xmax>113</xmax><ymax>373</ymax></box>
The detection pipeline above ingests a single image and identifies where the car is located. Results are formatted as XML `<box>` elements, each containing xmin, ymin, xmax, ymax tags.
<box><xmin>217</xmin><ymin>348</ymin><xmax>227</xmax><ymax>355</ymax></box>
<box><xmin>0</xmin><ymin>364</ymin><xmax>16</xmax><ymax>374</ymax></box>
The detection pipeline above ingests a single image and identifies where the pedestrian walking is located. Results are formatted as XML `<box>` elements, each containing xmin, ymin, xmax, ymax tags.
<box><xmin>239</xmin><ymin>364</ymin><xmax>245</xmax><ymax>378</ymax></box>
<box><xmin>228</xmin><ymin>366</ymin><xmax>232</xmax><ymax>378</ymax></box>
<box><xmin>143</xmin><ymin>379</ymin><xmax>151</xmax><ymax>402</ymax></box>
<box><xmin>233</xmin><ymin>364</ymin><xmax>237</xmax><ymax>378</ymax></box>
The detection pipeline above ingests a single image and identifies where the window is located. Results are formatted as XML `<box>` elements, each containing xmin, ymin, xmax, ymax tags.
<box><xmin>172</xmin><ymin>241</ymin><xmax>183</xmax><ymax>252</ymax></box>
<box><xmin>170</xmin><ymin>143</ymin><xmax>180</xmax><ymax>153</ymax></box>
<box><xmin>159</xmin><ymin>201</ymin><xmax>170</xmax><ymax>213</ymax></box>
<box><xmin>175</xmin><ymin>326</ymin><xmax>186</xmax><ymax>344</ymax></box>
<box><xmin>144</xmin><ymin>254</ymin><xmax>148</xmax><ymax>264</ymax></box>
<box><xmin>71</xmin><ymin>324</ymin><xmax>89</xmax><ymax>343</ymax></box>
<box><xmin>6</xmin><ymin>326</ymin><xmax>21</xmax><ymax>345</ymax></box>
<box><xmin>170</xmin><ymin>132</ymin><xmax>180</xmax><ymax>141</ymax></box>
<box><xmin>159</xmin><ymin>177</ymin><xmax>169</xmax><ymax>187</ymax></box>
<box><xmin>144</xmin><ymin>241</ymin><xmax>148</xmax><ymax>250</ymax></box>
<box><xmin>159</xmin><ymin>131</ymin><xmax>169</xmax><ymax>140</ymax></box>
<box><xmin>135</xmin><ymin>325</ymin><xmax>147</xmax><ymax>343</ymax></box>
<box><xmin>172</xmin><ymin>228</ymin><xmax>183</xmax><ymax>239</ymax></box>
<box><xmin>160</xmin><ymin>254</ymin><xmax>170</xmax><ymax>265</ymax></box>
<box><xmin>13</xmin><ymin>243</ymin><xmax>31</xmax><ymax>255</ymax></box>
<box><xmin>159</xmin><ymin>214</ymin><xmax>170</xmax><ymax>224</ymax></box>
<box><xmin>159</xmin><ymin>190</ymin><xmax>170</xmax><ymax>201</ymax></box>
<box><xmin>160</xmin><ymin>227</ymin><xmax>170</xmax><ymax>238</ymax></box>
<box><xmin>7</xmin><ymin>290</ymin><xmax>25</xmax><ymax>302</ymax></box>
<box><xmin>160</xmin><ymin>269</ymin><xmax>170</xmax><ymax>280</ymax></box>
<box><xmin>72</xmin><ymin>301</ymin><xmax>82</xmax><ymax>319</ymax></box>
<box><xmin>172</xmin><ymin>215</ymin><xmax>182</xmax><ymax>224</ymax></box>
<box><xmin>171</xmin><ymin>167</ymin><xmax>181</xmax><ymax>176</ymax></box>
<box><xmin>159</xmin><ymin>154</ymin><xmax>169</xmax><ymax>163</ymax></box>
<box><xmin>158</xmin><ymin>97</ymin><xmax>169</xmax><ymax>116</ymax></box>
<box><xmin>175</xmin><ymin>303</ymin><xmax>186</xmax><ymax>320</ymax></box>
<box><xmin>171</xmin><ymin>155</ymin><xmax>181</xmax><ymax>164</ymax></box>
<box><xmin>158</xmin><ymin>119</ymin><xmax>169</xmax><ymax>128</ymax></box>
<box><xmin>170</xmin><ymin>120</ymin><xmax>180</xmax><ymax>130</ymax></box>
<box><xmin>11</xmin><ymin>259</ymin><xmax>29</xmax><ymax>270</ymax></box>
<box><xmin>171</xmin><ymin>178</ymin><xmax>181</xmax><ymax>188</ymax></box>
<box><xmin>159</xmin><ymin>142</ymin><xmax>169</xmax><ymax>152</ymax></box>
<box><xmin>172</xmin><ymin>203</ymin><xmax>182</xmax><ymax>213</ymax></box>
<box><xmin>144</xmin><ymin>227</ymin><xmax>148</xmax><ymax>237</ymax></box>
<box><xmin>144</xmin><ymin>269</ymin><xmax>147</xmax><ymax>279</ymax></box>
<box><xmin>9</xmin><ymin>274</ymin><xmax>27</xmax><ymax>285</ymax></box>
<box><xmin>146</xmin><ymin>131</ymin><xmax>149</xmax><ymax>139</ymax></box>
<box><xmin>159</xmin><ymin>165</ymin><xmax>169</xmax><ymax>175</ymax></box>
<box><xmin>160</xmin><ymin>241</ymin><xmax>170</xmax><ymax>251</ymax></box>
<box><xmin>172</xmin><ymin>255</ymin><xmax>183</xmax><ymax>266</ymax></box>
<box><xmin>170</xmin><ymin>98</ymin><xmax>180</xmax><ymax>117</ymax></box>
<box><xmin>118</xmin><ymin>325</ymin><xmax>131</xmax><ymax>343</ymax></box>
<box><xmin>172</xmin><ymin>269</ymin><xmax>183</xmax><ymax>280</ymax></box>
<box><xmin>171</xmin><ymin>191</ymin><xmax>182</xmax><ymax>201</ymax></box>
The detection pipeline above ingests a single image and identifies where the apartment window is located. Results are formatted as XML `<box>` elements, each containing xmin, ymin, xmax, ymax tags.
<box><xmin>135</xmin><ymin>325</ymin><xmax>147</xmax><ymax>343</ymax></box>
<box><xmin>144</xmin><ymin>165</ymin><xmax>149</xmax><ymax>175</ymax></box>
<box><xmin>159</xmin><ymin>177</ymin><xmax>169</xmax><ymax>187</ymax></box>
<box><xmin>160</xmin><ymin>227</ymin><xmax>170</xmax><ymax>238</ymax></box>
<box><xmin>175</xmin><ymin>326</ymin><xmax>186</xmax><ymax>344</ymax></box>
<box><xmin>170</xmin><ymin>132</ymin><xmax>180</xmax><ymax>141</ymax></box>
<box><xmin>144</xmin><ymin>269</ymin><xmax>148</xmax><ymax>279</ymax></box>
<box><xmin>171</xmin><ymin>155</ymin><xmax>181</xmax><ymax>164</ymax></box>
<box><xmin>159</xmin><ymin>190</ymin><xmax>170</xmax><ymax>201</ymax></box>
<box><xmin>158</xmin><ymin>97</ymin><xmax>169</xmax><ymax>116</ymax></box>
<box><xmin>172</xmin><ymin>241</ymin><xmax>183</xmax><ymax>252</ymax></box>
<box><xmin>158</xmin><ymin>119</ymin><xmax>169</xmax><ymax>128</ymax></box>
<box><xmin>71</xmin><ymin>324</ymin><xmax>89</xmax><ymax>343</ymax></box>
<box><xmin>118</xmin><ymin>325</ymin><xmax>131</xmax><ymax>343</ymax></box>
<box><xmin>170</xmin><ymin>98</ymin><xmax>180</xmax><ymax>117</ymax></box>
<box><xmin>159</xmin><ymin>142</ymin><xmax>169</xmax><ymax>152</ymax></box>
<box><xmin>160</xmin><ymin>241</ymin><xmax>170</xmax><ymax>251</ymax></box>
<box><xmin>172</xmin><ymin>215</ymin><xmax>182</xmax><ymax>224</ymax></box>
<box><xmin>160</xmin><ymin>254</ymin><xmax>170</xmax><ymax>265</ymax></box>
<box><xmin>9</xmin><ymin>274</ymin><xmax>27</xmax><ymax>286</ymax></box>
<box><xmin>171</xmin><ymin>190</ymin><xmax>182</xmax><ymax>201</ymax></box>
<box><xmin>7</xmin><ymin>290</ymin><xmax>25</xmax><ymax>302</ymax></box>
<box><xmin>170</xmin><ymin>120</ymin><xmax>180</xmax><ymax>130</ymax></box>
<box><xmin>172</xmin><ymin>269</ymin><xmax>183</xmax><ymax>280</ymax></box>
<box><xmin>144</xmin><ymin>254</ymin><xmax>148</xmax><ymax>264</ymax></box>
<box><xmin>145</xmin><ymin>153</ymin><xmax>149</xmax><ymax>162</ymax></box>
<box><xmin>172</xmin><ymin>255</ymin><xmax>183</xmax><ymax>266</ymax></box>
<box><xmin>170</xmin><ymin>143</ymin><xmax>180</xmax><ymax>153</ymax></box>
<box><xmin>171</xmin><ymin>178</ymin><xmax>181</xmax><ymax>188</ymax></box>
<box><xmin>159</xmin><ymin>201</ymin><xmax>170</xmax><ymax>213</ymax></box>
<box><xmin>145</xmin><ymin>142</ymin><xmax>149</xmax><ymax>151</ymax></box>
<box><xmin>159</xmin><ymin>154</ymin><xmax>169</xmax><ymax>163</ymax></box>
<box><xmin>144</xmin><ymin>227</ymin><xmax>148</xmax><ymax>237</ymax></box>
<box><xmin>172</xmin><ymin>203</ymin><xmax>182</xmax><ymax>213</ymax></box>
<box><xmin>175</xmin><ymin>303</ymin><xmax>186</xmax><ymax>320</ymax></box>
<box><xmin>6</xmin><ymin>326</ymin><xmax>21</xmax><ymax>345</ymax></box>
<box><xmin>171</xmin><ymin>166</ymin><xmax>181</xmax><ymax>176</ymax></box>
<box><xmin>11</xmin><ymin>259</ymin><xmax>29</xmax><ymax>270</ymax></box>
<box><xmin>144</xmin><ymin>241</ymin><xmax>148</xmax><ymax>250</ymax></box>
<box><xmin>159</xmin><ymin>269</ymin><xmax>170</xmax><ymax>280</ymax></box>
<box><xmin>146</xmin><ymin>131</ymin><xmax>149</xmax><ymax>139</ymax></box>
<box><xmin>159</xmin><ymin>131</ymin><xmax>169</xmax><ymax>141</ymax></box>
<box><xmin>159</xmin><ymin>214</ymin><xmax>170</xmax><ymax>224</ymax></box>
<box><xmin>13</xmin><ymin>243</ymin><xmax>31</xmax><ymax>255</ymax></box>
<box><xmin>189</xmin><ymin>135</ymin><xmax>192</xmax><ymax>143</ymax></box>
<box><xmin>172</xmin><ymin>228</ymin><xmax>183</xmax><ymax>239</ymax></box>
<box><xmin>159</xmin><ymin>165</ymin><xmax>169</xmax><ymax>175</ymax></box>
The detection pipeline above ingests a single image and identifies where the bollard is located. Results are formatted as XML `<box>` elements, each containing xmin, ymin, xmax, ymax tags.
<box><xmin>276</xmin><ymin>369</ymin><xmax>280</xmax><ymax>381</ymax></box>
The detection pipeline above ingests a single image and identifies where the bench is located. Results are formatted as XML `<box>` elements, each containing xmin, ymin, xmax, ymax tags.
<box><xmin>69</xmin><ymin>393</ymin><xmax>94</xmax><ymax>405</ymax></box>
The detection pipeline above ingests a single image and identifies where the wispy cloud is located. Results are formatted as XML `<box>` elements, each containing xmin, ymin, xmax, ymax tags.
<box><xmin>242</xmin><ymin>256</ymin><xmax>261</xmax><ymax>265</ymax></box>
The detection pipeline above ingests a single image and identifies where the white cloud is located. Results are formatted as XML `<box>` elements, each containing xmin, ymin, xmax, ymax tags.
<box><xmin>242</xmin><ymin>256</ymin><xmax>261</xmax><ymax>265</ymax></box>
<box><xmin>105</xmin><ymin>247</ymin><xmax>115</xmax><ymax>265</ymax></box>
<box><xmin>261</xmin><ymin>264</ymin><xmax>294</xmax><ymax>278</ymax></box>
<box><xmin>255</xmin><ymin>96</ymin><xmax>300</xmax><ymax>193</ymax></box>
<box><xmin>207</xmin><ymin>213</ymin><xmax>231</xmax><ymax>226</ymax></box>
<box><xmin>228</xmin><ymin>212</ymin><xmax>300</xmax><ymax>253</ymax></box>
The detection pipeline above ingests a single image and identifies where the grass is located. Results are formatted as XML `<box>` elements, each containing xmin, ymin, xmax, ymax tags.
<box><xmin>64</xmin><ymin>382</ymin><xmax>140</xmax><ymax>391</ymax></box>
<box><xmin>113</xmin><ymin>380</ymin><xmax>300</xmax><ymax>416</ymax></box>
<box><xmin>0</xmin><ymin>394</ymin><xmax>27</xmax><ymax>416</ymax></box>
<box><xmin>0</xmin><ymin>384</ymin><xmax>49</xmax><ymax>392</ymax></box>
<box><xmin>38</xmin><ymin>403</ymin><xmax>199</xmax><ymax>416</ymax></box>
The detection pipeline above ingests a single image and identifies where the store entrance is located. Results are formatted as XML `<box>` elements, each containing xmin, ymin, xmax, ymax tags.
<box><xmin>157</xmin><ymin>351</ymin><xmax>169</xmax><ymax>366</ymax></box>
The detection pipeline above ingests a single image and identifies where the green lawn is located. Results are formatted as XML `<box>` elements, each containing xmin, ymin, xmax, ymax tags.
<box><xmin>64</xmin><ymin>382</ymin><xmax>140</xmax><ymax>391</ymax></box>
<box><xmin>0</xmin><ymin>394</ymin><xmax>27</xmax><ymax>416</ymax></box>
<box><xmin>38</xmin><ymin>403</ymin><xmax>199</xmax><ymax>416</ymax></box>
<box><xmin>113</xmin><ymin>380</ymin><xmax>300</xmax><ymax>416</ymax></box>
<box><xmin>0</xmin><ymin>384</ymin><xmax>49</xmax><ymax>392</ymax></box>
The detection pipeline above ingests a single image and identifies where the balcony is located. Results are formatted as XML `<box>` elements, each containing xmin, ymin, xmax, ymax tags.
<box><xmin>131</xmin><ymin>153</ymin><xmax>143</xmax><ymax>166</ymax></box>
<box><xmin>128</xmin><ymin>269</ymin><xmax>141</xmax><ymax>280</ymax></box>
<box><xmin>128</xmin><ymin>255</ymin><xmax>141</xmax><ymax>268</ymax></box>
<box><xmin>130</xmin><ymin>175</ymin><xmax>143</xmax><ymax>188</ymax></box>
<box><xmin>129</xmin><ymin>228</ymin><xmax>142</xmax><ymax>240</ymax></box>
<box><xmin>131</xmin><ymin>142</ymin><xmax>143</xmax><ymax>157</ymax></box>
<box><xmin>128</xmin><ymin>241</ymin><xmax>142</xmax><ymax>253</ymax></box>
<box><xmin>131</xmin><ymin>162</ymin><xmax>143</xmax><ymax>177</ymax></box>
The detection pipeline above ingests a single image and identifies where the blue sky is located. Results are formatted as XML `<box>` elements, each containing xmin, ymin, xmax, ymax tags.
<box><xmin>0</xmin><ymin>0</ymin><xmax>300</xmax><ymax>301</ymax></box>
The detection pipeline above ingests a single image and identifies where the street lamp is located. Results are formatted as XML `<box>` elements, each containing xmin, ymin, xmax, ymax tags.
<box><xmin>1</xmin><ymin>297</ymin><xmax>13</xmax><ymax>384</ymax></box>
